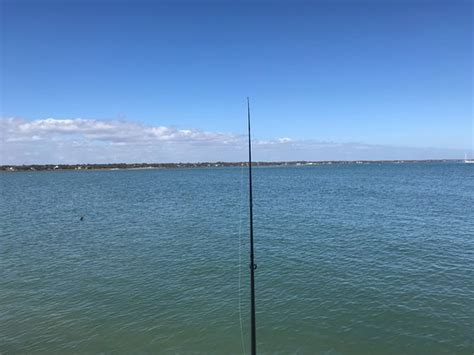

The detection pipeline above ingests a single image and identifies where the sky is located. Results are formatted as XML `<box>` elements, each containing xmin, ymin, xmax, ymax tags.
<box><xmin>0</xmin><ymin>0</ymin><xmax>472</xmax><ymax>164</ymax></box>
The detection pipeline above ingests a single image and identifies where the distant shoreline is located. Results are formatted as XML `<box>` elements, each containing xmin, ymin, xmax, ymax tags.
<box><xmin>0</xmin><ymin>160</ymin><xmax>464</xmax><ymax>172</ymax></box>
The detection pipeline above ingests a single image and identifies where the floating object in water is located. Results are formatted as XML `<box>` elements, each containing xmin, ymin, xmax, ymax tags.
<box><xmin>464</xmin><ymin>153</ymin><xmax>474</xmax><ymax>164</ymax></box>
<box><xmin>80</xmin><ymin>216</ymin><xmax>84</xmax><ymax>221</ymax></box>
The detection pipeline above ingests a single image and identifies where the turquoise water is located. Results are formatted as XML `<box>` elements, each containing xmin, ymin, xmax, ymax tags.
<box><xmin>1</xmin><ymin>163</ymin><xmax>473</xmax><ymax>354</ymax></box>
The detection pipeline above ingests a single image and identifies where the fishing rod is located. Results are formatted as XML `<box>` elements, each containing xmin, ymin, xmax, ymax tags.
<box><xmin>247</xmin><ymin>97</ymin><xmax>257</xmax><ymax>355</ymax></box>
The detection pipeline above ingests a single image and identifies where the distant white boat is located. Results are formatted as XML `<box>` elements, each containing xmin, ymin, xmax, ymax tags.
<box><xmin>464</xmin><ymin>153</ymin><xmax>474</xmax><ymax>164</ymax></box>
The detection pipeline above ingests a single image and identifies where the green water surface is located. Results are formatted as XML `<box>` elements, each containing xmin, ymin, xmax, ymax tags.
<box><xmin>1</xmin><ymin>163</ymin><xmax>473</xmax><ymax>354</ymax></box>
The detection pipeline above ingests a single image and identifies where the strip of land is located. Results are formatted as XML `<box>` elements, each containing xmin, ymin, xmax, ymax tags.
<box><xmin>0</xmin><ymin>160</ymin><xmax>461</xmax><ymax>172</ymax></box>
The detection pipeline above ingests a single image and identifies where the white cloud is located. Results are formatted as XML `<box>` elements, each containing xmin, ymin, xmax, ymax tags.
<box><xmin>0</xmin><ymin>117</ymin><xmax>466</xmax><ymax>165</ymax></box>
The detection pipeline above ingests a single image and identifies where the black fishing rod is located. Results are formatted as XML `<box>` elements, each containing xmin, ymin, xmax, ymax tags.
<box><xmin>247</xmin><ymin>97</ymin><xmax>257</xmax><ymax>355</ymax></box>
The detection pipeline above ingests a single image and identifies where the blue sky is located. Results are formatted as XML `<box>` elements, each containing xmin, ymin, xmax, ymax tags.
<box><xmin>1</xmin><ymin>0</ymin><xmax>472</xmax><ymax>163</ymax></box>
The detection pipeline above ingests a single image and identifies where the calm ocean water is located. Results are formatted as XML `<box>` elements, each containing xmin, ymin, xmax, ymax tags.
<box><xmin>1</xmin><ymin>163</ymin><xmax>473</xmax><ymax>354</ymax></box>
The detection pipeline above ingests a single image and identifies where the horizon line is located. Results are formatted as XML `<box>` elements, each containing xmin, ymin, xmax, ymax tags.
<box><xmin>1</xmin><ymin>159</ymin><xmax>467</xmax><ymax>170</ymax></box>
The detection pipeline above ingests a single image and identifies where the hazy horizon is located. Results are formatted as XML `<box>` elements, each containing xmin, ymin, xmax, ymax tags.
<box><xmin>1</xmin><ymin>116</ymin><xmax>471</xmax><ymax>165</ymax></box>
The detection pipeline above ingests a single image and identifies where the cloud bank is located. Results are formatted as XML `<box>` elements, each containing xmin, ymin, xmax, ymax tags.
<box><xmin>0</xmin><ymin>117</ymin><xmax>466</xmax><ymax>165</ymax></box>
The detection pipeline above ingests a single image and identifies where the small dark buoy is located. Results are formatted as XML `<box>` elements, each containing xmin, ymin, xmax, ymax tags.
<box><xmin>80</xmin><ymin>216</ymin><xmax>84</xmax><ymax>221</ymax></box>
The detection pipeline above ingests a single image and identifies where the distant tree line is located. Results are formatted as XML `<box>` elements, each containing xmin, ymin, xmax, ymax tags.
<box><xmin>0</xmin><ymin>160</ymin><xmax>458</xmax><ymax>172</ymax></box>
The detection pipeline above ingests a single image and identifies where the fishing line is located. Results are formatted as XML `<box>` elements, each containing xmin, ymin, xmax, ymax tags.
<box><xmin>237</xmin><ymin>163</ymin><xmax>246</xmax><ymax>355</ymax></box>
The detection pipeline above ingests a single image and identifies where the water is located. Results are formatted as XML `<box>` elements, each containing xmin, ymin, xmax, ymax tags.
<box><xmin>1</xmin><ymin>163</ymin><xmax>473</xmax><ymax>354</ymax></box>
